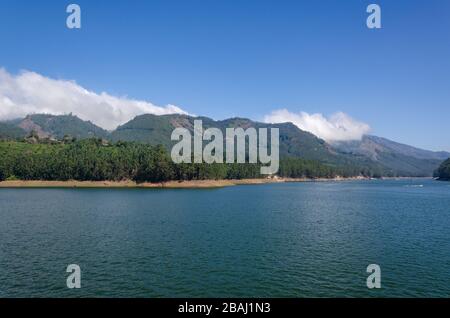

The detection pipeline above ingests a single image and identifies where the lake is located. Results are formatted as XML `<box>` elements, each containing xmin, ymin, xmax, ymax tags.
<box><xmin>1</xmin><ymin>179</ymin><xmax>449</xmax><ymax>297</ymax></box>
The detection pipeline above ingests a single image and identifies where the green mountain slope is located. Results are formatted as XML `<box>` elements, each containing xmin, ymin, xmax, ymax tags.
<box><xmin>111</xmin><ymin>114</ymin><xmax>388</xmax><ymax>176</ymax></box>
<box><xmin>2</xmin><ymin>113</ymin><xmax>445</xmax><ymax>177</ymax></box>
<box><xmin>0</xmin><ymin>122</ymin><xmax>27</xmax><ymax>140</ymax></box>
<box><xmin>17</xmin><ymin>114</ymin><xmax>109</xmax><ymax>140</ymax></box>
<box><xmin>111</xmin><ymin>114</ymin><xmax>340</xmax><ymax>160</ymax></box>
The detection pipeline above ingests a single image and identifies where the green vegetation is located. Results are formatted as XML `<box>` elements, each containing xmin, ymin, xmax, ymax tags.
<box><xmin>0</xmin><ymin>122</ymin><xmax>26</xmax><ymax>140</ymax></box>
<box><xmin>435</xmin><ymin>159</ymin><xmax>450</xmax><ymax>181</ymax></box>
<box><xmin>0</xmin><ymin>139</ymin><xmax>362</xmax><ymax>182</ymax></box>
<box><xmin>24</xmin><ymin>114</ymin><xmax>110</xmax><ymax>140</ymax></box>
<box><xmin>110</xmin><ymin>114</ymin><xmax>434</xmax><ymax>177</ymax></box>
<box><xmin>279</xmin><ymin>158</ymin><xmax>336</xmax><ymax>178</ymax></box>
<box><xmin>1</xmin><ymin>113</ymin><xmax>445</xmax><ymax>178</ymax></box>
<box><xmin>111</xmin><ymin>114</ymin><xmax>341</xmax><ymax>162</ymax></box>
<box><xmin>0</xmin><ymin>139</ymin><xmax>173</xmax><ymax>182</ymax></box>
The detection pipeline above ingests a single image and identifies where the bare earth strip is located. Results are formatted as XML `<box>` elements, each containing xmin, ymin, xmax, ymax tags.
<box><xmin>0</xmin><ymin>177</ymin><xmax>371</xmax><ymax>189</ymax></box>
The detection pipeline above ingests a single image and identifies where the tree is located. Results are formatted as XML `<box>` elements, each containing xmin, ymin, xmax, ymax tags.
<box><xmin>0</xmin><ymin>163</ymin><xmax>5</xmax><ymax>181</ymax></box>
<box><xmin>436</xmin><ymin>158</ymin><xmax>450</xmax><ymax>181</ymax></box>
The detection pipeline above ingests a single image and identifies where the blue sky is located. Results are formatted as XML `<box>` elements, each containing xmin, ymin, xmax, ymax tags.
<box><xmin>0</xmin><ymin>0</ymin><xmax>449</xmax><ymax>150</ymax></box>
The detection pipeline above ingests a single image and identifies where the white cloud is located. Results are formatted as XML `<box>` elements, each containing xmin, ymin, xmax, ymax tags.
<box><xmin>264</xmin><ymin>109</ymin><xmax>370</xmax><ymax>141</ymax></box>
<box><xmin>0</xmin><ymin>68</ymin><xmax>189</xmax><ymax>130</ymax></box>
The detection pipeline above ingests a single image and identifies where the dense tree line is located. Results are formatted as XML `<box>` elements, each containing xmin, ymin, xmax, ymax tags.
<box><xmin>279</xmin><ymin>158</ymin><xmax>336</xmax><ymax>178</ymax></box>
<box><xmin>435</xmin><ymin>158</ymin><xmax>450</xmax><ymax>181</ymax></box>
<box><xmin>0</xmin><ymin>139</ymin><xmax>375</xmax><ymax>182</ymax></box>
<box><xmin>278</xmin><ymin>157</ymin><xmax>388</xmax><ymax>179</ymax></box>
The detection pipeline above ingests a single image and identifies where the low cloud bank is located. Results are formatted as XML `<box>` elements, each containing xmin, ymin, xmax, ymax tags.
<box><xmin>0</xmin><ymin>68</ymin><xmax>188</xmax><ymax>130</ymax></box>
<box><xmin>264</xmin><ymin>109</ymin><xmax>370</xmax><ymax>141</ymax></box>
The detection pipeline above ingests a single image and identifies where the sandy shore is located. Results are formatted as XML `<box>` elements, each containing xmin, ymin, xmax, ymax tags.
<box><xmin>0</xmin><ymin>177</ymin><xmax>368</xmax><ymax>189</ymax></box>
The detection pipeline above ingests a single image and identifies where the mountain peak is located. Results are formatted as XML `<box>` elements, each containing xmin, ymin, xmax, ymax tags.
<box><xmin>8</xmin><ymin>113</ymin><xmax>109</xmax><ymax>140</ymax></box>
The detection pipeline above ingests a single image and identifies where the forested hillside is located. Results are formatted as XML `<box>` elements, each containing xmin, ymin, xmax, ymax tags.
<box><xmin>18</xmin><ymin>114</ymin><xmax>110</xmax><ymax>140</ymax></box>
<box><xmin>111</xmin><ymin>114</ymin><xmax>393</xmax><ymax>175</ymax></box>
<box><xmin>0</xmin><ymin>122</ymin><xmax>26</xmax><ymax>140</ymax></box>
<box><xmin>0</xmin><ymin>139</ymin><xmax>348</xmax><ymax>182</ymax></box>
<box><xmin>1</xmin><ymin>113</ymin><xmax>446</xmax><ymax>178</ymax></box>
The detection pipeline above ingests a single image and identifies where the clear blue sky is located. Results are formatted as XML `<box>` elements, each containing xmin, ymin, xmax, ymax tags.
<box><xmin>0</xmin><ymin>0</ymin><xmax>449</xmax><ymax>151</ymax></box>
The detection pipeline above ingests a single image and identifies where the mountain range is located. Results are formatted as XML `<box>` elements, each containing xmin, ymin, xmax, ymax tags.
<box><xmin>1</xmin><ymin>113</ymin><xmax>448</xmax><ymax>177</ymax></box>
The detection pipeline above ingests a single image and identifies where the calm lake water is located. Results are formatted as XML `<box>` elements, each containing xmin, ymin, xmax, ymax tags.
<box><xmin>1</xmin><ymin>179</ymin><xmax>449</xmax><ymax>297</ymax></box>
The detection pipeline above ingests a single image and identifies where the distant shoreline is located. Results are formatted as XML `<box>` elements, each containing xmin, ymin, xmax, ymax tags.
<box><xmin>0</xmin><ymin>177</ymin><xmax>433</xmax><ymax>189</ymax></box>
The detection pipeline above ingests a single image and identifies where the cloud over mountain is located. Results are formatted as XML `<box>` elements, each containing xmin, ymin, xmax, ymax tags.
<box><xmin>264</xmin><ymin>109</ymin><xmax>370</xmax><ymax>141</ymax></box>
<box><xmin>0</xmin><ymin>68</ymin><xmax>188</xmax><ymax>130</ymax></box>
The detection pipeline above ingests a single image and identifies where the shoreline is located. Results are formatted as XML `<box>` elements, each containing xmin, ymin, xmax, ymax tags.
<box><xmin>0</xmin><ymin>176</ymin><xmax>432</xmax><ymax>189</ymax></box>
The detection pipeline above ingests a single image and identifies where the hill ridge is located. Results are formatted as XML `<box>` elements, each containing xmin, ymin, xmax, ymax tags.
<box><xmin>1</xmin><ymin>113</ymin><xmax>447</xmax><ymax>177</ymax></box>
